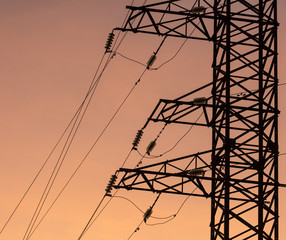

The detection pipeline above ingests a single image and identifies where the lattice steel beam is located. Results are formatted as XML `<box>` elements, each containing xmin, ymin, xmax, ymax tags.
<box><xmin>115</xmin><ymin>0</ymin><xmax>280</xmax><ymax>239</ymax></box>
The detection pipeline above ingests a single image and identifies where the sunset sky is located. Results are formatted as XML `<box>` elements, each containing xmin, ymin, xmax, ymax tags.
<box><xmin>1</xmin><ymin>0</ymin><xmax>286</xmax><ymax>239</ymax></box>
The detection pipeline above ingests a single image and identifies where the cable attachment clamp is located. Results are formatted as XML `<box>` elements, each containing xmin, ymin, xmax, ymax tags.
<box><xmin>105</xmin><ymin>174</ymin><xmax>117</xmax><ymax>196</ymax></box>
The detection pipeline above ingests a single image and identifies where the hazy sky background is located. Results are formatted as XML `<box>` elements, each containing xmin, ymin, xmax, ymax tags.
<box><xmin>0</xmin><ymin>0</ymin><xmax>286</xmax><ymax>239</ymax></box>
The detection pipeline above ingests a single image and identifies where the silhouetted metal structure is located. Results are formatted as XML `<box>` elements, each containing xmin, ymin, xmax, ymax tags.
<box><xmin>115</xmin><ymin>0</ymin><xmax>282</xmax><ymax>239</ymax></box>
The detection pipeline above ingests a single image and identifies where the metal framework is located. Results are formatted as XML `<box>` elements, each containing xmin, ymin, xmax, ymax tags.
<box><xmin>114</xmin><ymin>0</ymin><xmax>281</xmax><ymax>239</ymax></box>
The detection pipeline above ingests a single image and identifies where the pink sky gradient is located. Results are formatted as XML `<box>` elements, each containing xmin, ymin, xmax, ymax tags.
<box><xmin>1</xmin><ymin>1</ymin><xmax>286</xmax><ymax>239</ymax></box>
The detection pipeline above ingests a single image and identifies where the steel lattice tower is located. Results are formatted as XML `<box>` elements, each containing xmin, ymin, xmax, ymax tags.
<box><xmin>114</xmin><ymin>0</ymin><xmax>282</xmax><ymax>239</ymax></box>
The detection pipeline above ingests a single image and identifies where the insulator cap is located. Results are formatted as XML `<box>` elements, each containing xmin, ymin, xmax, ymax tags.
<box><xmin>105</xmin><ymin>32</ymin><xmax>115</xmax><ymax>52</ymax></box>
<box><xmin>146</xmin><ymin>141</ymin><xmax>156</xmax><ymax>155</ymax></box>
<box><xmin>146</xmin><ymin>54</ymin><xmax>157</xmax><ymax>69</ymax></box>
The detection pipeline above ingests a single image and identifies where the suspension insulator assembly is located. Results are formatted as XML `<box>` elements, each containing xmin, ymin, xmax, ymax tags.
<box><xmin>105</xmin><ymin>32</ymin><xmax>115</xmax><ymax>52</ymax></box>
<box><xmin>193</xmin><ymin>97</ymin><xmax>207</xmax><ymax>106</ymax></box>
<box><xmin>146</xmin><ymin>140</ymin><xmax>156</xmax><ymax>155</ymax></box>
<box><xmin>132</xmin><ymin>129</ymin><xmax>144</xmax><ymax>149</ymax></box>
<box><xmin>143</xmin><ymin>207</ymin><xmax>153</xmax><ymax>223</ymax></box>
<box><xmin>146</xmin><ymin>54</ymin><xmax>157</xmax><ymax>69</ymax></box>
<box><xmin>191</xmin><ymin>6</ymin><xmax>207</xmax><ymax>14</ymax></box>
<box><xmin>187</xmin><ymin>167</ymin><xmax>206</xmax><ymax>176</ymax></box>
<box><xmin>105</xmin><ymin>174</ymin><xmax>117</xmax><ymax>196</ymax></box>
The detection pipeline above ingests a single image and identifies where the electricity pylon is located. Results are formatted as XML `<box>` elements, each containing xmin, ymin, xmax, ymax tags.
<box><xmin>114</xmin><ymin>1</ymin><xmax>283</xmax><ymax>239</ymax></box>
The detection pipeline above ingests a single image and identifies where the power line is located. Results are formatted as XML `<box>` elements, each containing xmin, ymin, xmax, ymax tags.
<box><xmin>150</xmin><ymin>26</ymin><xmax>198</xmax><ymax>71</ymax></box>
<box><xmin>27</xmin><ymin>152</ymin><xmax>133</xmax><ymax>240</ymax></box>
<box><xmin>77</xmin><ymin>195</ymin><xmax>106</xmax><ymax>240</ymax></box>
<box><xmin>145</xmin><ymin>217</ymin><xmax>175</xmax><ymax>226</ymax></box>
<box><xmin>80</xmin><ymin>0</ymin><xmax>283</xmax><ymax>237</ymax></box>
<box><xmin>114</xmin><ymin>52</ymin><xmax>147</xmax><ymax>67</ymax></box>
<box><xmin>109</xmin><ymin>2</ymin><xmax>202</xmax><ymax>71</ymax></box>
<box><xmin>112</xmin><ymin>195</ymin><xmax>179</xmax><ymax>220</ymax></box>
<box><xmin>146</xmin><ymin>188</ymin><xmax>197</xmax><ymax>226</ymax></box>
<box><xmin>75</xmin><ymin>17</ymin><xmax>190</xmax><ymax>240</ymax></box>
<box><xmin>24</xmin><ymin>22</ymin><xmax>133</xmax><ymax>238</ymax></box>
<box><xmin>135</xmin><ymin>80</ymin><xmax>286</xmax><ymax>160</ymax></box>
<box><xmin>114</xmin><ymin>22</ymin><xmax>199</xmax><ymax>71</ymax></box>
<box><xmin>27</xmin><ymin>31</ymin><xmax>149</xmax><ymax>239</ymax></box>
<box><xmin>129</xmin><ymin>187</ymin><xmax>198</xmax><ymax>238</ymax></box>
<box><xmin>24</xmin><ymin>47</ymin><xmax>118</xmax><ymax>240</ymax></box>
<box><xmin>5</xmin><ymin>0</ymin><xmax>285</xmax><ymax>239</ymax></box>
<box><xmin>75</xmin><ymin>97</ymin><xmax>167</xmax><ymax>238</ymax></box>
<box><xmin>75</xmin><ymin>17</ymin><xmax>203</xmax><ymax>237</ymax></box>
<box><xmin>26</xmin><ymin>56</ymin><xmax>141</xmax><ymax>239</ymax></box>
<box><xmin>127</xmin><ymin>193</ymin><xmax>161</xmax><ymax>240</ymax></box>
<box><xmin>24</xmin><ymin>1</ymin><xmax>151</xmax><ymax>238</ymax></box>
<box><xmin>0</xmin><ymin>51</ymin><xmax>107</xmax><ymax>237</ymax></box>
<box><xmin>83</xmin><ymin>189</ymin><xmax>120</xmax><ymax>235</ymax></box>
<box><xmin>24</xmin><ymin>1</ymin><xmax>147</xmax><ymax>235</ymax></box>
<box><xmin>134</xmin><ymin>123</ymin><xmax>167</xmax><ymax>166</ymax></box>
<box><xmin>136</xmin><ymin>111</ymin><xmax>204</xmax><ymax>159</ymax></box>
<box><xmin>128</xmin><ymin>219</ymin><xmax>145</xmax><ymax>240</ymax></box>
<box><xmin>76</xmin><ymin>150</ymin><xmax>136</xmax><ymax>239</ymax></box>
<box><xmin>75</xmin><ymin>63</ymin><xmax>150</xmax><ymax>240</ymax></box>
<box><xmin>76</xmin><ymin>149</ymin><xmax>136</xmax><ymax>239</ymax></box>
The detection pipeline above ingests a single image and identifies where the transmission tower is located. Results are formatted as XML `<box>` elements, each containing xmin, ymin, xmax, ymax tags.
<box><xmin>114</xmin><ymin>0</ymin><xmax>283</xmax><ymax>239</ymax></box>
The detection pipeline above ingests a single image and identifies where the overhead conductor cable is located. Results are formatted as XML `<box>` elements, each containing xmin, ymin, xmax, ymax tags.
<box><xmin>25</xmin><ymin>31</ymin><xmax>128</xmax><ymax>240</ymax></box>
<box><xmin>76</xmin><ymin>1</ymin><xmax>206</xmax><ymax>237</ymax></box>
<box><xmin>15</xmin><ymin>2</ymin><xmax>152</xmax><ymax>240</ymax></box>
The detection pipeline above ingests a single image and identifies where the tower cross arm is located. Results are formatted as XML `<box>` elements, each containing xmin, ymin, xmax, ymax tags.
<box><xmin>143</xmin><ymin>98</ymin><xmax>212</xmax><ymax>127</ymax></box>
<box><xmin>116</xmin><ymin>0</ymin><xmax>215</xmax><ymax>40</ymax></box>
<box><xmin>114</xmin><ymin>167</ymin><xmax>212</xmax><ymax>197</ymax></box>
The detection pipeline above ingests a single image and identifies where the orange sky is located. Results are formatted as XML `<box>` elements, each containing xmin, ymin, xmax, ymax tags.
<box><xmin>1</xmin><ymin>0</ymin><xmax>286</xmax><ymax>239</ymax></box>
